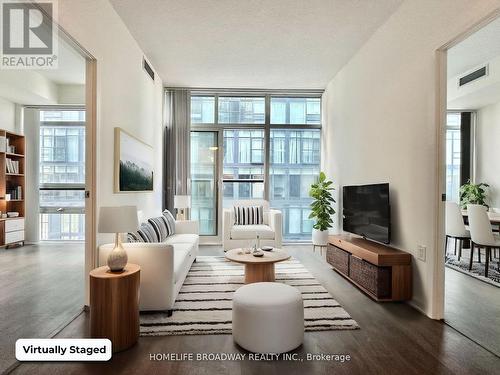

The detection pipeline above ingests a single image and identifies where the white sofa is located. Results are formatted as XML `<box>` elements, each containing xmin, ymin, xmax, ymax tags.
<box><xmin>223</xmin><ymin>200</ymin><xmax>282</xmax><ymax>251</ymax></box>
<box><xmin>99</xmin><ymin>220</ymin><xmax>199</xmax><ymax>315</ymax></box>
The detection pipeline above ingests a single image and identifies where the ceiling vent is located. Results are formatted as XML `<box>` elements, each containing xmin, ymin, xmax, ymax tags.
<box><xmin>143</xmin><ymin>58</ymin><xmax>155</xmax><ymax>81</ymax></box>
<box><xmin>458</xmin><ymin>65</ymin><xmax>487</xmax><ymax>87</ymax></box>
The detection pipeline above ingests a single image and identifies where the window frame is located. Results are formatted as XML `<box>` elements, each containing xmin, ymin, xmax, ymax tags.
<box><xmin>188</xmin><ymin>90</ymin><xmax>323</xmax><ymax>241</ymax></box>
<box><xmin>39</xmin><ymin>110</ymin><xmax>86</xmax><ymax>241</ymax></box>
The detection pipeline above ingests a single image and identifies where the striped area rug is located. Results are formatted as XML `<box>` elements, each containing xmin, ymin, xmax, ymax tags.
<box><xmin>140</xmin><ymin>256</ymin><xmax>359</xmax><ymax>336</ymax></box>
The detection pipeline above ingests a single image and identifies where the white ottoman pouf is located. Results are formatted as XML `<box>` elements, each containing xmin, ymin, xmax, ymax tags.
<box><xmin>232</xmin><ymin>282</ymin><xmax>304</xmax><ymax>353</ymax></box>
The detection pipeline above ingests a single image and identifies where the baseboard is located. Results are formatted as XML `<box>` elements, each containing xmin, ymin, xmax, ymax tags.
<box><xmin>406</xmin><ymin>299</ymin><xmax>433</xmax><ymax>319</ymax></box>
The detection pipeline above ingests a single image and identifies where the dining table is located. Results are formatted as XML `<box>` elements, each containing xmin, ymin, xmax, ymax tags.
<box><xmin>461</xmin><ymin>210</ymin><xmax>500</xmax><ymax>225</ymax></box>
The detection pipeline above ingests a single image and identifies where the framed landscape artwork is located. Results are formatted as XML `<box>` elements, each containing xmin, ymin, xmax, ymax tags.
<box><xmin>114</xmin><ymin>127</ymin><xmax>154</xmax><ymax>192</ymax></box>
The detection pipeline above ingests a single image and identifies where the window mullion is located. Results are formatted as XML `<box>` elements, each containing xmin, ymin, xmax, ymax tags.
<box><xmin>264</xmin><ymin>94</ymin><xmax>271</xmax><ymax>202</ymax></box>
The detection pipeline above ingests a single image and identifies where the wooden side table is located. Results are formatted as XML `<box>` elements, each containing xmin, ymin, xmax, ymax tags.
<box><xmin>90</xmin><ymin>263</ymin><xmax>140</xmax><ymax>352</ymax></box>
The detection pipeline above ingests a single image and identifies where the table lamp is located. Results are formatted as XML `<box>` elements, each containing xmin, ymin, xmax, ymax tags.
<box><xmin>98</xmin><ymin>206</ymin><xmax>139</xmax><ymax>272</ymax></box>
<box><xmin>174</xmin><ymin>195</ymin><xmax>191</xmax><ymax>220</ymax></box>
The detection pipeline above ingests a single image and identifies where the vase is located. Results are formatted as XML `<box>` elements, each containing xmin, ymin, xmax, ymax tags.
<box><xmin>107</xmin><ymin>233</ymin><xmax>128</xmax><ymax>272</ymax></box>
<box><xmin>312</xmin><ymin>228</ymin><xmax>329</xmax><ymax>246</ymax></box>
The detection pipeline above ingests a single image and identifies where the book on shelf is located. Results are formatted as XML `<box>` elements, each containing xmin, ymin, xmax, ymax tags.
<box><xmin>7</xmin><ymin>186</ymin><xmax>22</xmax><ymax>200</ymax></box>
<box><xmin>5</xmin><ymin>158</ymin><xmax>20</xmax><ymax>174</ymax></box>
<box><xmin>5</xmin><ymin>138</ymin><xmax>16</xmax><ymax>154</ymax></box>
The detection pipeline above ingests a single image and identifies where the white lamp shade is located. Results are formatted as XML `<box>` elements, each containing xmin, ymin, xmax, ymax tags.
<box><xmin>98</xmin><ymin>206</ymin><xmax>139</xmax><ymax>233</ymax></box>
<box><xmin>174</xmin><ymin>195</ymin><xmax>191</xmax><ymax>209</ymax></box>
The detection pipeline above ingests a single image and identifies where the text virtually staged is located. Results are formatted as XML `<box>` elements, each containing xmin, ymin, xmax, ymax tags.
<box><xmin>2</xmin><ymin>0</ymin><xmax>500</xmax><ymax>374</ymax></box>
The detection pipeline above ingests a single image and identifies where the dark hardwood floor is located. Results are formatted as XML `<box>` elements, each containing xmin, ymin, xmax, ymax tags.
<box><xmin>10</xmin><ymin>245</ymin><xmax>500</xmax><ymax>375</ymax></box>
<box><xmin>0</xmin><ymin>243</ymin><xmax>84</xmax><ymax>374</ymax></box>
<box><xmin>445</xmin><ymin>250</ymin><xmax>500</xmax><ymax>356</ymax></box>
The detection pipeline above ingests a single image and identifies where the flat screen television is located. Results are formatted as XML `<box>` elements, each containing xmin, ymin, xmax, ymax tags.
<box><xmin>342</xmin><ymin>183</ymin><xmax>391</xmax><ymax>244</ymax></box>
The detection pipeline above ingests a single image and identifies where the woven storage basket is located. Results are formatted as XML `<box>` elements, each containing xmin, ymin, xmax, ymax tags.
<box><xmin>326</xmin><ymin>245</ymin><xmax>349</xmax><ymax>275</ymax></box>
<box><xmin>350</xmin><ymin>256</ymin><xmax>391</xmax><ymax>298</ymax></box>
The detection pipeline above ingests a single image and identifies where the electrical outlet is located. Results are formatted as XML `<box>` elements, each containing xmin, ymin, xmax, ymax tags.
<box><xmin>417</xmin><ymin>245</ymin><xmax>426</xmax><ymax>262</ymax></box>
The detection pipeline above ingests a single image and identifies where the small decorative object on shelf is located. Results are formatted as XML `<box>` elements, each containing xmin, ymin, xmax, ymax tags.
<box><xmin>98</xmin><ymin>206</ymin><xmax>139</xmax><ymax>272</ymax></box>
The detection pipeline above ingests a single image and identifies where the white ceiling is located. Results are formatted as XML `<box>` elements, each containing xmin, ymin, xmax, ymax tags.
<box><xmin>447</xmin><ymin>17</ymin><xmax>500</xmax><ymax>79</ymax></box>
<box><xmin>109</xmin><ymin>0</ymin><xmax>403</xmax><ymax>89</ymax></box>
<box><xmin>447</xmin><ymin>17</ymin><xmax>500</xmax><ymax>110</ymax></box>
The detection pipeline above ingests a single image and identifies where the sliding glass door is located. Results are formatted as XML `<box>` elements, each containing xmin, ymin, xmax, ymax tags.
<box><xmin>190</xmin><ymin>93</ymin><xmax>322</xmax><ymax>242</ymax></box>
<box><xmin>190</xmin><ymin>131</ymin><xmax>218</xmax><ymax>236</ymax></box>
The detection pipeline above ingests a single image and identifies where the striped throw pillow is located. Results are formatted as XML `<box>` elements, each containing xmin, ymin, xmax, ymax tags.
<box><xmin>127</xmin><ymin>231</ymin><xmax>144</xmax><ymax>243</ymax></box>
<box><xmin>148</xmin><ymin>216</ymin><xmax>170</xmax><ymax>242</ymax></box>
<box><xmin>162</xmin><ymin>209</ymin><xmax>176</xmax><ymax>236</ymax></box>
<box><xmin>137</xmin><ymin>222</ymin><xmax>159</xmax><ymax>243</ymax></box>
<box><xmin>234</xmin><ymin>205</ymin><xmax>264</xmax><ymax>225</ymax></box>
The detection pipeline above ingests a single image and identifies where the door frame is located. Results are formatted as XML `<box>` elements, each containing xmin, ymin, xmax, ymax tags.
<box><xmin>434</xmin><ymin>8</ymin><xmax>500</xmax><ymax>320</ymax></box>
<box><xmin>54</xmin><ymin>25</ymin><xmax>97</xmax><ymax>307</ymax></box>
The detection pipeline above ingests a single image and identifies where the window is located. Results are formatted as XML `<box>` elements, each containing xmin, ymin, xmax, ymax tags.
<box><xmin>39</xmin><ymin>110</ymin><xmax>85</xmax><ymax>241</ymax></box>
<box><xmin>191</xmin><ymin>96</ymin><xmax>215</xmax><ymax>124</ymax></box>
<box><xmin>270</xmin><ymin>129</ymin><xmax>321</xmax><ymax>239</ymax></box>
<box><xmin>218</xmin><ymin>97</ymin><xmax>265</xmax><ymax>124</ymax></box>
<box><xmin>190</xmin><ymin>93</ymin><xmax>322</xmax><ymax>241</ymax></box>
<box><xmin>446</xmin><ymin>112</ymin><xmax>462</xmax><ymax>203</ymax></box>
<box><xmin>223</xmin><ymin>129</ymin><xmax>265</xmax><ymax>208</ymax></box>
<box><xmin>190</xmin><ymin>132</ymin><xmax>218</xmax><ymax>235</ymax></box>
<box><xmin>271</xmin><ymin>97</ymin><xmax>321</xmax><ymax>124</ymax></box>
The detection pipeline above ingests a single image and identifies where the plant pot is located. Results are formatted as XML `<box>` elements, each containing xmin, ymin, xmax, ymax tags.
<box><xmin>312</xmin><ymin>228</ymin><xmax>329</xmax><ymax>246</ymax></box>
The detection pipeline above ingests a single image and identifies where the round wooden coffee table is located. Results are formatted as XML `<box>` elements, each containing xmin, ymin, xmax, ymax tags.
<box><xmin>225</xmin><ymin>248</ymin><xmax>290</xmax><ymax>284</ymax></box>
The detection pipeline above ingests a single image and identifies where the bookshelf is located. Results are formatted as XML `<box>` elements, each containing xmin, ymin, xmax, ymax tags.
<box><xmin>0</xmin><ymin>130</ymin><xmax>25</xmax><ymax>247</ymax></box>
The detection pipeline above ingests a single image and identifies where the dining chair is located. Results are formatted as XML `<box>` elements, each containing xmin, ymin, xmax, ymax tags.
<box><xmin>445</xmin><ymin>202</ymin><xmax>470</xmax><ymax>261</ymax></box>
<box><xmin>467</xmin><ymin>204</ymin><xmax>500</xmax><ymax>278</ymax></box>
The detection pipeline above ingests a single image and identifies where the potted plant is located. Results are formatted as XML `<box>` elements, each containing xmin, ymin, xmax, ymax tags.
<box><xmin>459</xmin><ymin>180</ymin><xmax>489</xmax><ymax>210</ymax></box>
<box><xmin>309</xmin><ymin>172</ymin><xmax>336</xmax><ymax>246</ymax></box>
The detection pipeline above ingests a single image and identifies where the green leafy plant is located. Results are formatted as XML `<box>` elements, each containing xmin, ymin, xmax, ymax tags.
<box><xmin>459</xmin><ymin>180</ymin><xmax>489</xmax><ymax>209</ymax></box>
<box><xmin>309</xmin><ymin>172</ymin><xmax>336</xmax><ymax>231</ymax></box>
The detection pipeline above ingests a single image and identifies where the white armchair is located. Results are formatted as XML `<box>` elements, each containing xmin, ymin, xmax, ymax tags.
<box><xmin>223</xmin><ymin>200</ymin><xmax>283</xmax><ymax>251</ymax></box>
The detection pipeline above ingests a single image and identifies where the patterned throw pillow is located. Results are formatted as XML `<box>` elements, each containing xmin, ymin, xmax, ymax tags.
<box><xmin>137</xmin><ymin>222</ymin><xmax>159</xmax><ymax>243</ymax></box>
<box><xmin>127</xmin><ymin>231</ymin><xmax>144</xmax><ymax>243</ymax></box>
<box><xmin>162</xmin><ymin>209</ymin><xmax>176</xmax><ymax>236</ymax></box>
<box><xmin>234</xmin><ymin>205</ymin><xmax>264</xmax><ymax>225</ymax></box>
<box><xmin>148</xmin><ymin>216</ymin><xmax>170</xmax><ymax>242</ymax></box>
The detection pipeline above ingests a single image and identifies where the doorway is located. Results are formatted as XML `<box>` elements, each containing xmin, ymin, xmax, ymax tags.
<box><xmin>440</xmin><ymin>13</ymin><xmax>500</xmax><ymax>356</ymax></box>
<box><xmin>0</xmin><ymin>24</ymin><xmax>96</xmax><ymax>374</ymax></box>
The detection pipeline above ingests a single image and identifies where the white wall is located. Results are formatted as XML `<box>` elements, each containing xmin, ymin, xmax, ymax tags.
<box><xmin>476</xmin><ymin>100</ymin><xmax>500</xmax><ymax>208</ymax></box>
<box><xmin>57</xmin><ymin>0</ymin><xmax>165</xmax><ymax>247</ymax></box>
<box><xmin>58</xmin><ymin>84</ymin><xmax>85</xmax><ymax>105</ymax></box>
<box><xmin>0</xmin><ymin>96</ymin><xmax>16</xmax><ymax>132</ymax></box>
<box><xmin>322</xmin><ymin>0</ymin><xmax>500</xmax><ymax>318</ymax></box>
<box><xmin>0</xmin><ymin>70</ymin><xmax>59</xmax><ymax>105</ymax></box>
